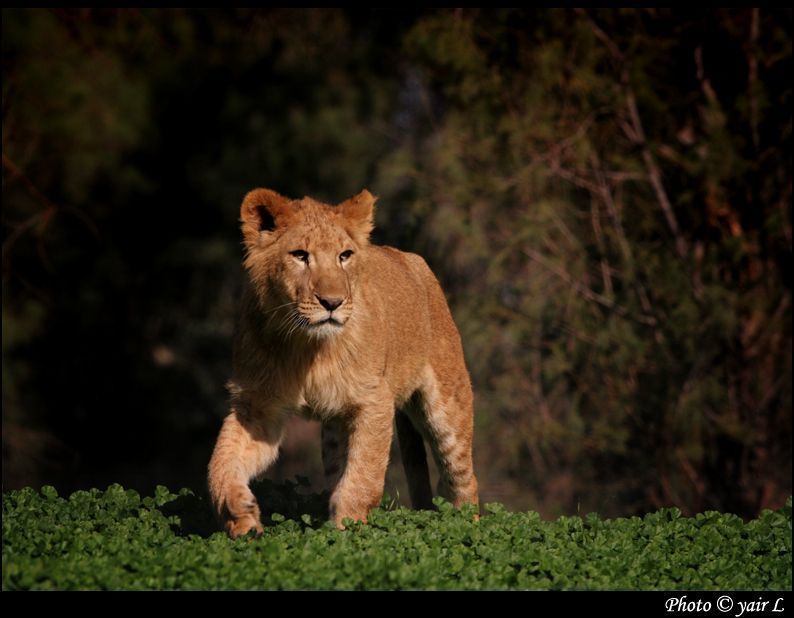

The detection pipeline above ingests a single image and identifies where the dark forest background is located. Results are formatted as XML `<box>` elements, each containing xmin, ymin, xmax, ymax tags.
<box><xmin>2</xmin><ymin>8</ymin><xmax>791</xmax><ymax>519</ymax></box>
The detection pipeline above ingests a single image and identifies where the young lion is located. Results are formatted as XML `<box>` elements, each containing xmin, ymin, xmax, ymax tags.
<box><xmin>208</xmin><ymin>188</ymin><xmax>479</xmax><ymax>537</ymax></box>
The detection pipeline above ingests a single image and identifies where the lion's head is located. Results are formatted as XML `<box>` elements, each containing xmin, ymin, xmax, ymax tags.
<box><xmin>239</xmin><ymin>188</ymin><xmax>375</xmax><ymax>339</ymax></box>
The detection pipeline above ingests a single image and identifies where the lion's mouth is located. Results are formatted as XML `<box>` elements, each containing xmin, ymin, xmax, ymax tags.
<box><xmin>310</xmin><ymin>317</ymin><xmax>344</xmax><ymax>328</ymax></box>
<box><xmin>304</xmin><ymin>316</ymin><xmax>345</xmax><ymax>338</ymax></box>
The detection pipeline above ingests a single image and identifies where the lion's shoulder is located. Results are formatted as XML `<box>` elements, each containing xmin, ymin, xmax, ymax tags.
<box><xmin>367</xmin><ymin>245</ymin><xmax>436</xmax><ymax>285</ymax></box>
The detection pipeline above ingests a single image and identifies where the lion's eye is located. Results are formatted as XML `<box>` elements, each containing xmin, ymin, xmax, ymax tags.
<box><xmin>290</xmin><ymin>250</ymin><xmax>309</xmax><ymax>263</ymax></box>
<box><xmin>339</xmin><ymin>250</ymin><xmax>354</xmax><ymax>263</ymax></box>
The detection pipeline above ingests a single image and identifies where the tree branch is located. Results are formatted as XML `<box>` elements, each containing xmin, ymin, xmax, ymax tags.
<box><xmin>523</xmin><ymin>248</ymin><xmax>657</xmax><ymax>326</ymax></box>
<box><xmin>576</xmin><ymin>9</ymin><xmax>689</xmax><ymax>260</ymax></box>
<box><xmin>746</xmin><ymin>8</ymin><xmax>761</xmax><ymax>150</ymax></box>
<box><xmin>2</xmin><ymin>153</ymin><xmax>100</xmax><ymax>242</ymax></box>
<box><xmin>624</xmin><ymin>88</ymin><xmax>689</xmax><ymax>260</ymax></box>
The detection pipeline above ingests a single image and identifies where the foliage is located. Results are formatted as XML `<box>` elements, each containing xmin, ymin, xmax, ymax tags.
<box><xmin>391</xmin><ymin>8</ymin><xmax>792</xmax><ymax>517</ymax></box>
<box><xmin>3</xmin><ymin>484</ymin><xmax>791</xmax><ymax>591</ymax></box>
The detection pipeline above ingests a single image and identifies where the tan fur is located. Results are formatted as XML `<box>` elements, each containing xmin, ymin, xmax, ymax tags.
<box><xmin>208</xmin><ymin>188</ymin><xmax>479</xmax><ymax>536</ymax></box>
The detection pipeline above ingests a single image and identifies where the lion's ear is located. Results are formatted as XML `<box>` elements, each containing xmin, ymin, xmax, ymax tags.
<box><xmin>338</xmin><ymin>189</ymin><xmax>376</xmax><ymax>245</ymax></box>
<box><xmin>240</xmin><ymin>188</ymin><xmax>292</xmax><ymax>248</ymax></box>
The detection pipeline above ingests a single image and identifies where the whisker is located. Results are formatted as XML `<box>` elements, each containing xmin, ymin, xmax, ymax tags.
<box><xmin>263</xmin><ymin>301</ymin><xmax>298</xmax><ymax>315</ymax></box>
<box><xmin>265</xmin><ymin>301</ymin><xmax>297</xmax><ymax>330</ymax></box>
<box><xmin>276</xmin><ymin>312</ymin><xmax>296</xmax><ymax>338</ymax></box>
<box><xmin>276</xmin><ymin>309</ymin><xmax>309</xmax><ymax>341</ymax></box>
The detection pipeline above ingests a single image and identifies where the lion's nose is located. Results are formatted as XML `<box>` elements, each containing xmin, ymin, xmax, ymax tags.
<box><xmin>317</xmin><ymin>295</ymin><xmax>344</xmax><ymax>312</ymax></box>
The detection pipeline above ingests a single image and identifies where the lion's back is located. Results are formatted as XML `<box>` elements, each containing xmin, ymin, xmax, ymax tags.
<box><xmin>363</xmin><ymin>245</ymin><xmax>468</xmax><ymax>394</ymax></box>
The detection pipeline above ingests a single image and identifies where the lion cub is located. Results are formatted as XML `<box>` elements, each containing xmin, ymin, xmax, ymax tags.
<box><xmin>208</xmin><ymin>188</ymin><xmax>479</xmax><ymax>537</ymax></box>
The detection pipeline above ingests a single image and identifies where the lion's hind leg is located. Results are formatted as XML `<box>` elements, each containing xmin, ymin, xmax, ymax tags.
<box><xmin>418</xmin><ymin>367</ymin><xmax>479</xmax><ymax>510</ymax></box>
<box><xmin>321</xmin><ymin>417</ymin><xmax>349</xmax><ymax>497</ymax></box>
<box><xmin>396</xmin><ymin>396</ymin><xmax>434</xmax><ymax>510</ymax></box>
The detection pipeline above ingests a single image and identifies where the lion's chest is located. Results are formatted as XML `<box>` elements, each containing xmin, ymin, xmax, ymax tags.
<box><xmin>291</xmin><ymin>358</ymin><xmax>366</xmax><ymax>419</ymax></box>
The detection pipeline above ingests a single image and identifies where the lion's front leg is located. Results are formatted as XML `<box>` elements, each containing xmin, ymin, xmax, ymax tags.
<box><xmin>207</xmin><ymin>408</ymin><xmax>284</xmax><ymax>538</ymax></box>
<box><xmin>328</xmin><ymin>401</ymin><xmax>394</xmax><ymax>527</ymax></box>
